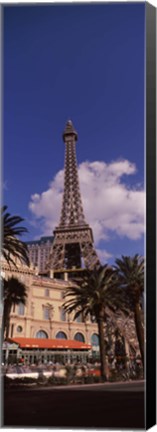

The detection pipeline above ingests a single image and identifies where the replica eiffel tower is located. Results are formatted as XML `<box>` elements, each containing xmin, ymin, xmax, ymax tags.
<box><xmin>47</xmin><ymin>120</ymin><xmax>100</xmax><ymax>276</ymax></box>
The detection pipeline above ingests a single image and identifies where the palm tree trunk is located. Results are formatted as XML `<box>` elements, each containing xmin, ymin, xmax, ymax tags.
<box><xmin>49</xmin><ymin>319</ymin><xmax>53</xmax><ymax>339</ymax></box>
<box><xmin>134</xmin><ymin>302</ymin><xmax>144</xmax><ymax>367</ymax></box>
<box><xmin>3</xmin><ymin>303</ymin><xmax>11</xmax><ymax>340</ymax></box>
<box><xmin>6</xmin><ymin>313</ymin><xmax>11</xmax><ymax>339</ymax></box>
<box><xmin>1</xmin><ymin>309</ymin><xmax>5</xmax><ymax>343</ymax></box>
<box><xmin>97</xmin><ymin>315</ymin><xmax>106</xmax><ymax>380</ymax></box>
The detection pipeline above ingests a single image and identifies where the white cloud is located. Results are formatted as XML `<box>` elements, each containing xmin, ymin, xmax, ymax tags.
<box><xmin>96</xmin><ymin>248</ymin><xmax>113</xmax><ymax>262</ymax></box>
<box><xmin>28</xmin><ymin>159</ymin><xmax>145</xmax><ymax>246</ymax></box>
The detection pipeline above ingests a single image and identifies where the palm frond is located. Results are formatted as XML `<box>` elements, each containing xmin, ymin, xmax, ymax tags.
<box><xmin>2</xmin><ymin>205</ymin><xmax>30</xmax><ymax>267</ymax></box>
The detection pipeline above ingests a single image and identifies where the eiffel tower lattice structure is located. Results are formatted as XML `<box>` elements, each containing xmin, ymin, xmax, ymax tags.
<box><xmin>47</xmin><ymin>120</ymin><xmax>100</xmax><ymax>272</ymax></box>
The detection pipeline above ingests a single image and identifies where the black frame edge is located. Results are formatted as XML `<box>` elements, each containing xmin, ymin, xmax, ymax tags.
<box><xmin>146</xmin><ymin>1</ymin><xmax>156</xmax><ymax>430</ymax></box>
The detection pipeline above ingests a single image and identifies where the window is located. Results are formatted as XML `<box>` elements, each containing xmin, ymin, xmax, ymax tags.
<box><xmin>74</xmin><ymin>332</ymin><xmax>85</xmax><ymax>343</ymax></box>
<box><xmin>36</xmin><ymin>330</ymin><xmax>48</xmax><ymax>339</ymax></box>
<box><xmin>45</xmin><ymin>288</ymin><xmax>49</xmax><ymax>297</ymax></box>
<box><xmin>91</xmin><ymin>333</ymin><xmax>99</xmax><ymax>346</ymax></box>
<box><xmin>75</xmin><ymin>313</ymin><xmax>83</xmax><ymax>323</ymax></box>
<box><xmin>56</xmin><ymin>331</ymin><xmax>67</xmax><ymax>339</ymax></box>
<box><xmin>18</xmin><ymin>303</ymin><xmax>25</xmax><ymax>316</ymax></box>
<box><xmin>31</xmin><ymin>303</ymin><xmax>34</xmax><ymax>316</ymax></box>
<box><xmin>43</xmin><ymin>306</ymin><xmax>50</xmax><ymax>320</ymax></box>
<box><xmin>17</xmin><ymin>325</ymin><xmax>23</xmax><ymax>333</ymax></box>
<box><xmin>60</xmin><ymin>308</ymin><xmax>66</xmax><ymax>321</ymax></box>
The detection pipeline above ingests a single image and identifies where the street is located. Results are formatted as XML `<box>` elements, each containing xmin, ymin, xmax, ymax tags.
<box><xmin>3</xmin><ymin>381</ymin><xmax>145</xmax><ymax>429</ymax></box>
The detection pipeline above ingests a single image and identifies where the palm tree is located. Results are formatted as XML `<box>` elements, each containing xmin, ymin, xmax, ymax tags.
<box><xmin>46</xmin><ymin>302</ymin><xmax>54</xmax><ymax>338</ymax></box>
<box><xmin>114</xmin><ymin>255</ymin><xmax>144</xmax><ymax>366</ymax></box>
<box><xmin>63</xmin><ymin>265</ymin><xmax>125</xmax><ymax>380</ymax></box>
<box><xmin>2</xmin><ymin>276</ymin><xmax>27</xmax><ymax>339</ymax></box>
<box><xmin>2</xmin><ymin>205</ymin><xmax>29</xmax><ymax>267</ymax></box>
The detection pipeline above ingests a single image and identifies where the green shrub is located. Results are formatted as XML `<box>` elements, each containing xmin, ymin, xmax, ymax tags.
<box><xmin>20</xmin><ymin>377</ymin><xmax>37</xmax><ymax>384</ymax></box>
<box><xmin>37</xmin><ymin>373</ymin><xmax>48</xmax><ymax>385</ymax></box>
<box><xmin>48</xmin><ymin>375</ymin><xmax>67</xmax><ymax>386</ymax></box>
<box><xmin>93</xmin><ymin>375</ymin><xmax>101</xmax><ymax>383</ymax></box>
<box><xmin>73</xmin><ymin>376</ymin><xmax>84</xmax><ymax>385</ymax></box>
<box><xmin>48</xmin><ymin>375</ymin><xmax>57</xmax><ymax>385</ymax></box>
<box><xmin>84</xmin><ymin>375</ymin><xmax>94</xmax><ymax>384</ymax></box>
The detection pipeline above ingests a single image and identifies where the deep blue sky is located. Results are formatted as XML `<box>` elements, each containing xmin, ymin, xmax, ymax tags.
<box><xmin>3</xmin><ymin>3</ymin><xmax>145</xmax><ymax>260</ymax></box>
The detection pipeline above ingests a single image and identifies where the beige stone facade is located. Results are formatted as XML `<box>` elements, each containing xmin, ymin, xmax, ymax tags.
<box><xmin>1</xmin><ymin>258</ymin><xmax>141</xmax><ymax>360</ymax></box>
<box><xmin>1</xmin><ymin>260</ymin><xmax>99</xmax><ymax>347</ymax></box>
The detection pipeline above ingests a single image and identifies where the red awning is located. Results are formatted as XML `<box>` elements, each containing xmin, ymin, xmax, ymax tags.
<box><xmin>7</xmin><ymin>337</ymin><xmax>91</xmax><ymax>350</ymax></box>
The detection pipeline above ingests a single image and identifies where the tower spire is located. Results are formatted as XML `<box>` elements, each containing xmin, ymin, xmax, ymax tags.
<box><xmin>62</xmin><ymin>120</ymin><xmax>78</xmax><ymax>142</ymax></box>
<box><xmin>47</xmin><ymin>121</ymin><xmax>100</xmax><ymax>272</ymax></box>
<box><xmin>59</xmin><ymin>120</ymin><xmax>86</xmax><ymax>227</ymax></box>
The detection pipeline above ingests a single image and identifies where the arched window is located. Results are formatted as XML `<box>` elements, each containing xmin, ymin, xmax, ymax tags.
<box><xmin>74</xmin><ymin>332</ymin><xmax>85</xmax><ymax>343</ymax></box>
<box><xmin>18</xmin><ymin>303</ymin><xmax>25</xmax><ymax>316</ymax></box>
<box><xmin>91</xmin><ymin>333</ymin><xmax>99</xmax><ymax>346</ymax></box>
<box><xmin>36</xmin><ymin>330</ymin><xmax>48</xmax><ymax>339</ymax></box>
<box><xmin>56</xmin><ymin>331</ymin><xmax>67</xmax><ymax>339</ymax></box>
<box><xmin>60</xmin><ymin>308</ymin><xmax>66</xmax><ymax>321</ymax></box>
<box><xmin>43</xmin><ymin>306</ymin><xmax>50</xmax><ymax>320</ymax></box>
